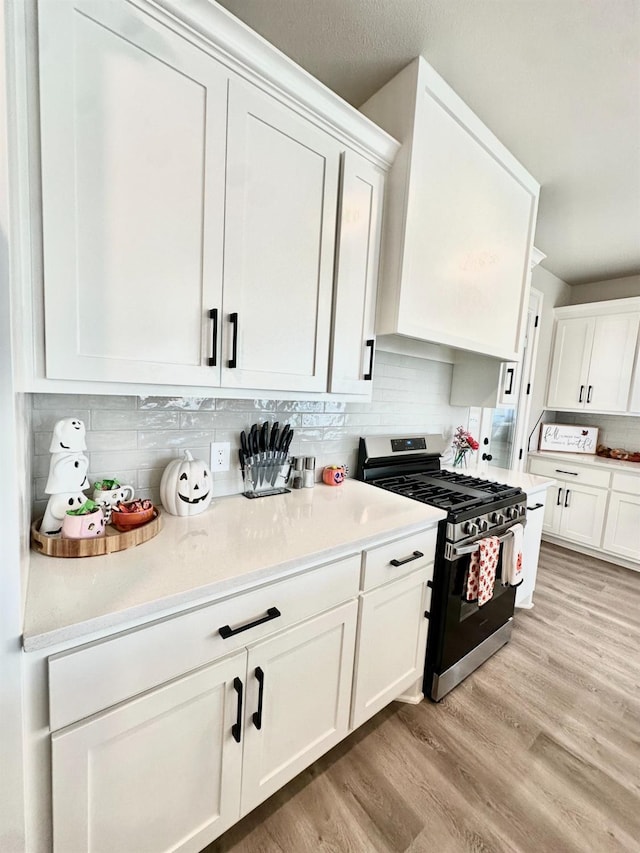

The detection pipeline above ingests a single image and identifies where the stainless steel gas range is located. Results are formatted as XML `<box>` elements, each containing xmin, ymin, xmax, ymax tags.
<box><xmin>357</xmin><ymin>434</ymin><xmax>527</xmax><ymax>701</ymax></box>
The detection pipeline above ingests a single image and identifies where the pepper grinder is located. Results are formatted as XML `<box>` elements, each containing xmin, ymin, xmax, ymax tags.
<box><xmin>303</xmin><ymin>456</ymin><xmax>315</xmax><ymax>488</ymax></box>
<box><xmin>292</xmin><ymin>456</ymin><xmax>305</xmax><ymax>489</ymax></box>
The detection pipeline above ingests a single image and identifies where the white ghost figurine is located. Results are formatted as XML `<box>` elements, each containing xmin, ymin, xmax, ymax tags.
<box><xmin>40</xmin><ymin>492</ymin><xmax>87</xmax><ymax>535</ymax></box>
<box><xmin>45</xmin><ymin>451</ymin><xmax>90</xmax><ymax>494</ymax></box>
<box><xmin>49</xmin><ymin>418</ymin><xmax>87</xmax><ymax>453</ymax></box>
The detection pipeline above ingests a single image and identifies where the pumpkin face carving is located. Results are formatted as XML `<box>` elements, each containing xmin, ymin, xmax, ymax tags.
<box><xmin>160</xmin><ymin>450</ymin><xmax>213</xmax><ymax>517</ymax></box>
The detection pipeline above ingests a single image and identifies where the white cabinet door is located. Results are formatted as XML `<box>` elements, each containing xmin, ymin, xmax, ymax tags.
<box><xmin>240</xmin><ymin>600</ymin><xmax>357</xmax><ymax>815</ymax></box>
<box><xmin>351</xmin><ymin>567</ymin><xmax>431</xmax><ymax>729</ymax></box>
<box><xmin>546</xmin><ymin>317</ymin><xmax>593</xmax><ymax>409</ymax></box>
<box><xmin>543</xmin><ymin>485</ymin><xmax>562</xmax><ymax>533</ymax></box>
<box><xmin>39</xmin><ymin>0</ymin><xmax>227</xmax><ymax>386</ymax></box>
<box><xmin>51</xmin><ymin>651</ymin><xmax>246</xmax><ymax>853</ymax></box>
<box><xmin>329</xmin><ymin>151</ymin><xmax>384</xmax><ymax>394</ymax></box>
<box><xmin>602</xmin><ymin>492</ymin><xmax>640</xmax><ymax>561</ymax></box>
<box><xmin>516</xmin><ymin>492</ymin><xmax>547</xmax><ymax>608</ymax></box>
<box><xmin>585</xmin><ymin>313</ymin><xmax>640</xmax><ymax>412</ymax></box>
<box><xmin>222</xmin><ymin>80</ymin><xmax>341</xmax><ymax>392</ymax></box>
<box><xmin>557</xmin><ymin>484</ymin><xmax>607</xmax><ymax>548</ymax></box>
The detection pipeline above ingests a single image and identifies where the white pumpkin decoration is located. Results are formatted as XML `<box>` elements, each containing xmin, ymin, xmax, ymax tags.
<box><xmin>160</xmin><ymin>450</ymin><xmax>213</xmax><ymax>517</ymax></box>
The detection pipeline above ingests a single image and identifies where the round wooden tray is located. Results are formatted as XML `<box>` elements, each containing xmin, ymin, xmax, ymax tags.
<box><xmin>31</xmin><ymin>508</ymin><xmax>162</xmax><ymax>558</ymax></box>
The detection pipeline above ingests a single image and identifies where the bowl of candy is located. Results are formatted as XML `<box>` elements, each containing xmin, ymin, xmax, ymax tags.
<box><xmin>110</xmin><ymin>498</ymin><xmax>155</xmax><ymax>531</ymax></box>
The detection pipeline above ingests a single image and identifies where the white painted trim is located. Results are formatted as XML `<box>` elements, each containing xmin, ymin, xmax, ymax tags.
<box><xmin>554</xmin><ymin>296</ymin><xmax>640</xmax><ymax>319</ymax></box>
<box><xmin>530</xmin><ymin>246</ymin><xmax>546</xmax><ymax>268</ymax></box>
<box><xmin>541</xmin><ymin>534</ymin><xmax>639</xmax><ymax>573</ymax></box>
<box><xmin>510</xmin><ymin>287</ymin><xmax>544</xmax><ymax>469</ymax></box>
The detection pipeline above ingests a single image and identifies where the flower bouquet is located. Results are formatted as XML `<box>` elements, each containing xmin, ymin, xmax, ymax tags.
<box><xmin>452</xmin><ymin>426</ymin><xmax>479</xmax><ymax>467</ymax></box>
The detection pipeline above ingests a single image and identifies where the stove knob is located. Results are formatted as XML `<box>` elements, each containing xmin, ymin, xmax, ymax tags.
<box><xmin>505</xmin><ymin>507</ymin><xmax>517</xmax><ymax>520</ymax></box>
<box><xmin>478</xmin><ymin>518</ymin><xmax>489</xmax><ymax>533</ymax></box>
<box><xmin>490</xmin><ymin>512</ymin><xmax>504</xmax><ymax>525</ymax></box>
<box><xmin>463</xmin><ymin>521</ymin><xmax>478</xmax><ymax>536</ymax></box>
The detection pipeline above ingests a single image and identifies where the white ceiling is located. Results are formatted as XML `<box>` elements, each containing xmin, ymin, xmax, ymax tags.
<box><xmin>216</xmin><ymin>0</ymin><xmax>640</xmax><ymax>286</ymax></box>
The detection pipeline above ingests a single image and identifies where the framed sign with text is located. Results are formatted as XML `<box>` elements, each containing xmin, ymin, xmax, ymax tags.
<box><xmin>539</xmin><ymin>423</ymin><xmax>599</xmax><ymax>454</ymax></box>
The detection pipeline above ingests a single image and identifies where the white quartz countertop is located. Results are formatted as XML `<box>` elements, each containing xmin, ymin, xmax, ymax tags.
<box><xmin>24</xmin><ymin>479</ymin><xmax>445</xmax><ymax>652</ymax></box>
<box><xmin>528</xmin><ymin>450</ymin><xmax>640</xmax><ymax>473</ymax></box>
<box><xmin>442</xmin><ymin>462</ymin><xmax>555</xmax><ymax>493</ymax></box>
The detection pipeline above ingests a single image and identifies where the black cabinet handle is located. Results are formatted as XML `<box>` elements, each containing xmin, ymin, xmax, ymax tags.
<box><xmin>252</xmin><ymin>667</ymin><xmax>265</xmax><ymax>730</ymax></box>
<box><xmin>579</xmin><ymin>385</ymin><xmax>584</xmax><ymax>403</ymax></box>
<box><xmin>207</xmin><ymin>308</ymin><xmax>218</xmax><ymax>367</ymax></box>
<box><xmin>555</xmin><ymin>469</ymin><xmax>578</xmax><ymax>476</ymax></box>
<box><xmin>564</xmin><ymin>489</ymin><xmax>571</xmax><ymax>508</ymax></box>
<box><xmin>527</xmin><ymin>503</ymin><xmax>544</xmax><ymax>511</ymax></box>
<box><xmin>424</xmin><ymin>610</ymin><xmax>430</xmax><ymax>619</ymax></box>
<box><xmin>364</xmin><ymin>338</ymin><xmax>375</xmax><ymax>381</ymax></box>
<box><xmin>556</xmin><ymin>487</ymin><xmax>563</xmax><ymax>506</ymax></box>
<box><xmin>587</xmin><ymin>385</ymin><xmax>593</xmax><ymax>403</ymax></box>
<box><xmin>505</xmin><ymin>367</ymin><xmax>515</xmax><ymax>395</ymax></box>
<box><xmin>390</xmin><ymin>550</ymin><xmax>424</xmax><ymax>567</ymax></box>
<box><xmin>427</xmin><ymin>580</ymin><xmax>433</xmax><ymax>588</ymax></box>
<box><xmin>218</xmin><ymin>607</ymin><xmax>281</xmax><ymax>639</ymax></box>
<box><xmin>232</xmin><ymin>677</ymin><xmax>243</xmax><ymax>743</ymax></box>
<box><xmin>228</xmin><ymin>312</ymin><xmax>238</xmax><ymax>369</ymax></box>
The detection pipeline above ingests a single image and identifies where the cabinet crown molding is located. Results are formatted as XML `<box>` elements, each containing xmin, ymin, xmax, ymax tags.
<box><xmin>555</xmin><ymin>296</ymin><xmax>640</xmax><ymax>319</ymax></box>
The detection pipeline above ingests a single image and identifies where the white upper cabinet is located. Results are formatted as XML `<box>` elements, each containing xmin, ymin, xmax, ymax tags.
<box><xmin>34</xmin><ymin>0</ymin><xmax>398</xmax><ymax>396</ymax></box>
<box><xmin>546</xmin><ymin>300</ymin><xmax>640</xmax><ymax>413</ymax></box>
<box><xmin>222</xmin><ymin>81</ymin><xmax>340</xmax><ymax>392</ymax></box>
<box><xmin>38</xmin><ymin>0</ymin><xmax>228</xmax><ymax>387</ymax></box>
<box><xmin>360</xmin><ymin>58</ymin><xmax>539</xmax><ymax>362</ymax></box>
<box><xmin>329</xmin><ymin>151</ymin><xmax>385</xmax><ymax>394</ymax></box>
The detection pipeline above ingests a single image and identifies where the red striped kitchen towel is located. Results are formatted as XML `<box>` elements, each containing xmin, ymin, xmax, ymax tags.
<box><xmin>465</xmin><ymin>536</ymin><xmax>500</xmax><ymax>606</ymax></box>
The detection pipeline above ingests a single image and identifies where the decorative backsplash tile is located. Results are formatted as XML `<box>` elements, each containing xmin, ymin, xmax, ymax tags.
<box><xmin>30</xmin><ymin>351</ymin><xmax>468</xmax><ymax>516</ymax></box>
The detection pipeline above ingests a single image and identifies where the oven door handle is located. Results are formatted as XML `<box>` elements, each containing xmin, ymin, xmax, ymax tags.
<box><xmin>446</xmin><ymin>527</ymin><xmax>523</xmax><ymax>560</ymax></box>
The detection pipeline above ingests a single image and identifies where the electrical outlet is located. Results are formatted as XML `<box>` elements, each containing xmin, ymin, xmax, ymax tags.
<box><xmin>210</xmin><ymin>441</ymin><xmax>230</xmax><ymax>472</ymax></box>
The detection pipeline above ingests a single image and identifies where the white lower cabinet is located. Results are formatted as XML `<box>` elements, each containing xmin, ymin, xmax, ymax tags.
<box><xmin>240</xmin><ymin>601</ymin><xmax>357</xmax><ymax>814</ymax></box>
<box><xmin>602</xmin><ymin>491</ymin><xmax>640</xmax><ymax>561</ymax></box>
<box><xmin>544</xmin><ymin>482</ymin><xmax>607</xmax><ymax>548</ymax></box>
<box><xmin>515</xmin><ymin>490</ymin><xmax>547</xmax><ymax>609</ymax></box>
<box><xmin>47</xmin><ymin>528</ymin><xmax>438</xmax><ymax>851</ymax></box>
<box><xmin>51</xmin><ymin>651</ymin><xmax>246</xmax><ymax>853</ymax></box>
<box><xmin>351</xmin><ymin>566</ymin><xmax>431</xmax><ymax>729</ymax></box>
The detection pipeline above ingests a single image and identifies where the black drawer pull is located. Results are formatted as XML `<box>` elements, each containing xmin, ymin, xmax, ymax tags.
<box><xmin>427</xmin><ymin>580</ymin><xmax>433</xmax><ymax>588</ymax></box>
<box><xmin>527</xmin><ymin>503</ymin><xmax>544</xmax><ymax>511</ymax></box>
<box><xmin>555</xmin><ymin>469</ymin><xmax>578</xmax><ymax>476</ymax></box>
<box><xmin>252</xmin><ymin>667</ymin><xmax>265</xmax><ymax>730</ymax></box>
<box><xmin>207</xmin><ymin>308</ymin><xmax>218</xmax><ymax>367</ymax></box>
<box><xmin>219</xmin><ymin>607</ymin><xmax>281</xmax><ymax>639</ymax></box>
<box><xmin>424</xmin><ymin>610</ymin><xmax>430</xmax><ymax>619</ymax></box>
<box><xmin>232</xmin><ymin>677</ymin><xmax>243</xmax><ymax>743</ymax></box>
<box><xmin>564</xmin><ymin>489</ymin><xmax>571</xmax><ymax>508</ymax></box>
<box><xmin>587</xmin><ymin>385</ymin><xmax>593</xmax><ymax>403</ymax></box>
<box><xmin>228</xmin><ymin>312</ymin><xmax>238</xmax><ymax>369</ymax></box>
<box><xmin>556</xmin><ymin>487</ymin><xmax>563</xmax><ymax>506</ymax></box>
<box><xmin>579</xmin><ymin>385</ymin><xmax>584</xmax><ymax>403</ymax></box>
<box><xmin>390</xmin><ymin>550</ymin><xmax>424</xmax><ymax>567</ymax></box>
<box><xmin>364</xmin><ymin>338</ymin><xmax>375</xmax><ymax>381</ymax></box>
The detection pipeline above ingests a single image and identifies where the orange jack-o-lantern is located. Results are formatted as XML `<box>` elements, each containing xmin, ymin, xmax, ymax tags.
<box><xmin>160</xmin><ymin>450</ymin><xmax>213</xmax><ymax>516</ymax></box>
<box><xmin>322</xmin><ymin>465</ymin><xmax>346</xmax><ymax>486</ymax></box>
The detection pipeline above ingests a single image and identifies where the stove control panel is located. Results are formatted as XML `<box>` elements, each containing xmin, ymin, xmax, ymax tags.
<box><xmin>447</xmin><ymin>499</ymin><xmax>527</xmax><ymax>544</ymax></box>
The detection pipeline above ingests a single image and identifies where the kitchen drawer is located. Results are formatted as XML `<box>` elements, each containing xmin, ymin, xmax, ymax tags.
<box><xmin>49</xmin><ymin>554</ymin><xmax>361</xmax><ymax>731</ymax></box>
<box><xmin>362</xmin><ymin>528</ymin><xmax>437</xmax><ymax>592</ymax></box>
<box><xmin>529</xmin><ymin>457</ymin><xmax>610</xmax><ymax>489</ymax></box>
<box><xmin>611</xmin><ymin>472</ymin><xmax>640</xmax><ymax>496</ymax></box>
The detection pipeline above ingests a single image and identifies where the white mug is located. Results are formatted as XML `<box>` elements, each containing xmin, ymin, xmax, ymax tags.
<box><xmin>92</xmin><ymin>484</ymin><xmax>135</xmax><ymax>522</ymax></box>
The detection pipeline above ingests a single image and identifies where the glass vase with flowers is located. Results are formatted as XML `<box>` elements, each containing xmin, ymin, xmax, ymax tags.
<box><xmin>452</xmin><ymin>426</ymin><xmax>479</xmax><ymax>468</ymax></box>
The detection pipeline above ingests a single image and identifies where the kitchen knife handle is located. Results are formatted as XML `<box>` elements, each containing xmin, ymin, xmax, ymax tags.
<box><xmin>252</xmin><ymin>666</ymin><xmax>265</xmax><ymax>730</ymax></box>
<box><xmin>207</xmin><ymin>308</ymin><xmax>218</xmax><ymax>367</ymax></box>
<box><xmin>232</xmin><ymin>677</ymin><xmax>243</xmax><ymax>743</ymax></box>
<box><xmin>587</xmin><ymin>385</ymin><xmax>593</xmax><ymax>404</ymax></box>
<box><xmin>218</xmin><ymin>607</ymin><xmax>281</xmax><ymax>639</ymax></box>
<box><xmin>228</xmin><ymin>312</ymin><xmax>238</xmax><ymax>369</ymax></box>
<box><xmin>579</xmin><ymin>385</ymin><xmax>584</xmax><ymax>403</ymax></box>
<box><xmin>364</xmin><ymin>338</ymin><xmax>375</xmax><ymax>381</ymax></box>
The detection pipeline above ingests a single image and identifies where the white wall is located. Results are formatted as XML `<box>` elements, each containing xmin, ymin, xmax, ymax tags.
<box><xmin>0</xmin><ymin>2</ymin><xmax>27</xmax><ymax>848</ymax></box>
<box><xmin>30</xmin><ymin>352</ymin><xmax>469</xmax><ymax>515</ymax></box>
<box><xmin>569</xmin><ymin>273</ymin><xmax>640</xmax><ymax>304</ymax></box>
<box><xmin>527</xmin><ymin>266</ymin><xmax>572</xmax><ymax>448</ymax></box>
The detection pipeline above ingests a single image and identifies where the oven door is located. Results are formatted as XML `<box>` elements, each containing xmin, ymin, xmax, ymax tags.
<box><xmin>425</xmin><ymin>522</ymin><xmax>521</xmax><ymax>698</ymax></box>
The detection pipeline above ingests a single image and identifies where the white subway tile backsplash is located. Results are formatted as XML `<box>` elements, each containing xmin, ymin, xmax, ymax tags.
<box><xmin>29</xmin><ymin>351</ymin><xmax>469</xmax><ymax>507</ymax></box>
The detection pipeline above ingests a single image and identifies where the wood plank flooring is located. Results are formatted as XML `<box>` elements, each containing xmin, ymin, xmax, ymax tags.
<box><xmin>205</xmin><ymin>543</ymin><xmax>640</xmax><ymax>853</ymax></box>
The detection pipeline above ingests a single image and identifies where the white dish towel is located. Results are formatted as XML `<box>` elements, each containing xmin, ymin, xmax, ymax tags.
<box><xmin>501</xmin><ymin>523</ymin><xmax>524</xmax><ymax>586</ymax></box>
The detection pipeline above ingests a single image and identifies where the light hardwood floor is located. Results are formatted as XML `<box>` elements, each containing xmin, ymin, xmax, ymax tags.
<box><xmin>206</xmin><ymin>543</ymin><xmax>640</xmax><ymax>853</ymax></box>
